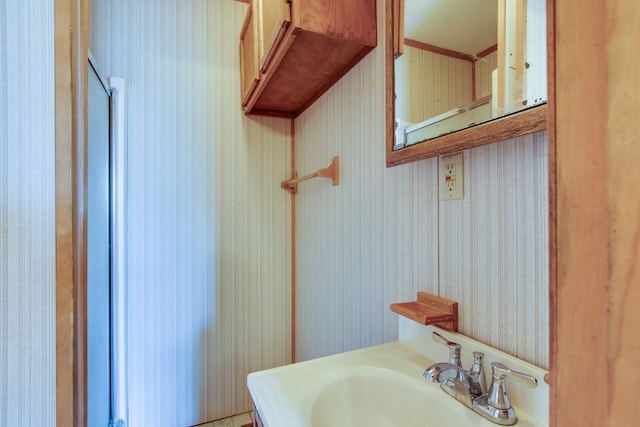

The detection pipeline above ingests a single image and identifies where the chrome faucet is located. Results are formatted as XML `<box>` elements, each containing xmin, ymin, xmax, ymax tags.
<box><xmin>423</xmin><ymin>331</ymin><xmax>537</xmax><ymax>425</ymax></box>
<box><xmin>423</xmin><ymin>331</ymin><xmax>487</xmax><ymax>399</ymax></box>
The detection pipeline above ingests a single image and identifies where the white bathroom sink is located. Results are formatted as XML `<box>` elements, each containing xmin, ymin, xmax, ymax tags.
<box><xmin>309</xmin><ymin>369</ymin><xmax>430</xmax><ymax>426</ymax></box>
<box><xmin>304</xmin><ymin>366</ymin><xmax>482</xmax><ymax>427</ymax></box>
<box><xmin>247</xmin><ymin>324</ymin><xmax>549</xmax><ymax>427</ymax></box>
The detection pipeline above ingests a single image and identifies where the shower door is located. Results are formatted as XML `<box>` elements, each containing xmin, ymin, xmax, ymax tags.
<box><xmin>88</xmin><ymin>56</ymin><xmax>113</xmax><ymax>427</ymax></box>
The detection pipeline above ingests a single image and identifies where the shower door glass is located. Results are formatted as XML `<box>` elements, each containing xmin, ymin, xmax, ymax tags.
<box><xmin>88</xmin><ymin>57</ymin><xmax>113</xmax><ymax>427</ymax></box>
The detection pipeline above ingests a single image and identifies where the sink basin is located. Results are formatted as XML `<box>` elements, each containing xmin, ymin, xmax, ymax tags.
<box><xmin>247</xmin><ymin>324</ymin><xmax>548</xmax><ymax>427</ymax></box>
<box><xmin>310</xmin><ymin>373</ymin><xmax>426</xmax><ymax>426</ymax></box>
<box><xmin>305</xmin><ymin>367</ymin><xmax>473</xmax><ymax>427</ymax></box>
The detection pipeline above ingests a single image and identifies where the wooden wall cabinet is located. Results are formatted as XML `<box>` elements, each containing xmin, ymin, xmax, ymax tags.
<box><xmin>240</xmin><ymin>0</ymin><xmax>377</xmax><ymax>118</ymax></box>
<box><xmin>240</xmin><ymin>3</ymin><xmax>260</xmax><ymax>105</ymax></box>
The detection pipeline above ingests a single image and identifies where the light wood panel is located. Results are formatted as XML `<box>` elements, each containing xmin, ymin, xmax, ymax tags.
<box><xmin>54</xmin><ymin>0</ymin><xmax>77</xmax><ymax>423</ymax></box>
<box><xmin>553</xmin><ymin>0</ymin><xmax>640</xmax><ymax>425</ymax></box>
<box><xmin>55</xmin><ymin>0</ymin><xmax>88</xmax><ymax>425</ymax></box>
<box><xmin>606</xmin><ymin>0</ymin><xmax>640</xmax><ymax>422</ymax></box>
<box><xmin>552</xmin><ymin>0</ymin><xmax>607</xmax><ymax>425</ymax></box>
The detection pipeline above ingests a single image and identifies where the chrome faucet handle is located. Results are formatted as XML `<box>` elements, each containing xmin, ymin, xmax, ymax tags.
<box><xmin>490</xmin><ymin>362</ymin><xmax>537</xmax><ymax>391</ymax></box>
<box><xmin>473</xmin><ymin>362</ymin><xmax>538</xmax><ymax>425</ymax></box>
<box><xmin>432</xmin><ymin>331</ymin><xmax>462</xmax><ymax>367</ymax></box>
<box><xmin>468</xmin><ymin>351</ymin><xmax>487</xmax><ymax>395</ymax></box>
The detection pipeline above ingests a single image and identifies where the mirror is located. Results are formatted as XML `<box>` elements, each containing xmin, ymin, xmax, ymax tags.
<box><xmin>386</xmin><ymin>0</ymin><xmax>548</xmax><ymax>167</ymax></box>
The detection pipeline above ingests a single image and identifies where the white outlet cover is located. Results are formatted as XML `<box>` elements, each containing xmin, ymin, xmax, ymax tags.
<box><xmin>440</xmin><ymin>152</ymin><xmax>464</xmax><ymax>200</ymax></box>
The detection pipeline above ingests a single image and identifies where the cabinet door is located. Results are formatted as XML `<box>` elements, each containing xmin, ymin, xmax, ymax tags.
<box><xmin>257</xmin><ymin>0</ymin><xmax>291</xmax><ymax>72</ymax></box>
<box><xmin>240</xmin><ymin>3</ymin><xmax>260</xmax><ymax>105</ymax></box>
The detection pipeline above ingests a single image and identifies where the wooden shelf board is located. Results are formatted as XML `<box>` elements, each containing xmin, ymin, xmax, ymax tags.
<box><xmin>390</xmin><ymin>292</ymin><xmax>458</xmax><ymax>331</ymax></box>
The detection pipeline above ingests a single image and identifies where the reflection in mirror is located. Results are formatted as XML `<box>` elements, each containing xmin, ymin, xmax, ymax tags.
<box><xmin>393</xmin><ymin>0</ymin><xmax>547</xmax><ymax>151</ymax></box>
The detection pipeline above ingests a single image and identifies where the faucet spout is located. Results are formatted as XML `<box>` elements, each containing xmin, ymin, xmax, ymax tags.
<box><xmin>423</xmin><ymin>332</ymin><xmax>486</xmax><ymax>406</ymax></box>
<box><xmin>423</xmin><ymin>362</ymin><xmax>467</xmax><ymax>383</ymax></box>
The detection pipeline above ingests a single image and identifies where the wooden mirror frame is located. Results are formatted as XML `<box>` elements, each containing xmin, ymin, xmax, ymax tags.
<box><xmin>385</xmin><ymin>0</ymin><xmax>548</xmax><ymax>167</ymax></box>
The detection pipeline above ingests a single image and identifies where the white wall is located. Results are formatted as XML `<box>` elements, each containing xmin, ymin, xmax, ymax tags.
<box><xmin>0</xmin><ymin>1</ymin><xmax>57</xmax><ymax>426</ymax></box>
<box><xmin>90</xmin><ymin>0</ymin><xmax>292</xmax><ymax>425</ymax></box>
<box><xmin>295</xmin><ymin>0</ymin><xmax>548</xmax><ymax>368</ymax></box>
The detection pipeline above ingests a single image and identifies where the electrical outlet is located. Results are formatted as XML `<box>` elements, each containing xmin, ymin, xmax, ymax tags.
<box><xmin>440</xmin><ymin>152</ymin><xmax>464</xmax><ymax>200</ymax></box>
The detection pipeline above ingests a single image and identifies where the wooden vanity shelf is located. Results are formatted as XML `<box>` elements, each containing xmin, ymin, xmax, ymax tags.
<box><xmin>390</xmin><ymin>292</ymin><xmax>458</xmax><ymax>332</ymax></box>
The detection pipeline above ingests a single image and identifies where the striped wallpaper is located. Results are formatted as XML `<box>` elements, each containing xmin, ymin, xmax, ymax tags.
<box><xmin>295</xmin><ymin>0</ymin><xmax>549</xmax><ymax>368</ymax></box>
<box><xmin>90</xmin><ymin>0</ymin><xmax>291</xmax><ymax>425</ymax></box>
<box><xmin>0</xmin><ymin>1</ymin><xmax>57</xmax><ymax>426</ymax></box>
<box><xmin>0</xmin><ymin>0</ymin><xmax>549</xmax><ymax>426</ymax></box>
<box><xmin>295</xmin><ymin>48</ymin><xmax>441</xmax><ymax>359</ymax></box>
<box><xmin>439</xmin><ymin>132</ymin><xmax>549</xmax><ymax>365</ymax></box>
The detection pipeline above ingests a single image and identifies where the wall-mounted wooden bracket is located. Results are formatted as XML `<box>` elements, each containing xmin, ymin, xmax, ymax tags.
<box><xmin>281</xmin><ymin>156</ymin><xmax>339</xmax><ymax>194</ymax></box>
<box><xmin>390</xmin><ymin>292</ymin><xmax>458</xmax><ymax>332</ymax></box>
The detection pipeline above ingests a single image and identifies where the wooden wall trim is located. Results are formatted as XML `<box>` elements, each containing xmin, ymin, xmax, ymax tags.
<box><xmin>553</xmin><ymin>0</ymin><xmax>608</xmax><ymax>426</ymax></box>
<box><xmin>546</xmin><ymin>0</ymin><xmax>557</xmax><ymax>424</ymax></box>
<box><xmin>404</xmin><ymin>38</ymin><xmax>497</xmax><ymax>63</ymax></box>
<box><xmin>55</xmin><ymin>0</ymin><xmax>76</xmax><ymax>424</ymax></box>
<box><xmin>404</xmin><ymin>38</ymin><xmax>475</xmax><ymax>62</ymax></box>
<box><xmin>476</xmin><ymin>44</ymin><xmax>498</xmax><ymax>59</ymax></box>
<box><xmin>55</xmin><ymin>0</ymin><xmax>88</xmax><ymax>425</ymax></box>
<box><xmin>290</xmin><ymin>118</ymin><xmax>296</xmax><ymax>364</ymax></box>
<box><xmin>386</xmin><ymin>104</ymin><xmax>546</xmax><ymax>166</ymax></box>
